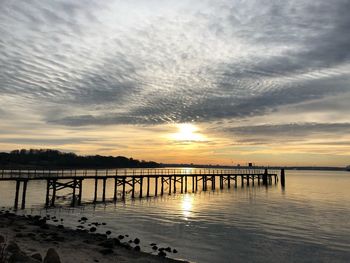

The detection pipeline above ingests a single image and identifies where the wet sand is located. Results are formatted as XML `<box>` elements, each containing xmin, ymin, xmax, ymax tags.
<box><xmin>0</xmin><ymin>211</ymin><xmax>187</xmax><ymax>263</ymax></box>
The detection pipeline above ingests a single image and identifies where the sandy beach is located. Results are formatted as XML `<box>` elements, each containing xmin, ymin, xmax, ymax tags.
<box><xmin>0</xmin><ymin>211</ymin><xmax>187</xmax><ymax>263</ymax></box>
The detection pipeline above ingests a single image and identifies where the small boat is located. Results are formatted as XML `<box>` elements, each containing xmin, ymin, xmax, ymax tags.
<box><xmin>346</xmin><ymin>166</ymin><xmax>350</xmax><ymax>171</ymax></box>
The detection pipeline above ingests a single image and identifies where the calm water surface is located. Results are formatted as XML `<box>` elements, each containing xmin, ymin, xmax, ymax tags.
<box><xmin>0</xmin><ymin>170</ymin><xmax>349</xmax><ymax>262</ymax></box>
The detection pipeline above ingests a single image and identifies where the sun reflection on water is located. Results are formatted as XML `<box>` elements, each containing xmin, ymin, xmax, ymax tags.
<box><xmin>181</xmin><ymin>194</ymin><xmax>193</xmax><ymax>219</ymax></box>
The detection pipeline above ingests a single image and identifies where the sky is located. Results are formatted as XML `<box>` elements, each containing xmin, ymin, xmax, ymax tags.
<box><xmin>1</xmin><ymin>0</ymin><xmax>350</xmax><ymax>166</ymax></box>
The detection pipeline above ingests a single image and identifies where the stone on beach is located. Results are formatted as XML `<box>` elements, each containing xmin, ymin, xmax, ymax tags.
<box><xmin>134</xmin><ymin>245</ymin><xmax>141</xmax><ymax>251</ymax></box>
<box><xmin>31</xmin><ymin>252</ymin><xmax>43</xmax><ymax>261</ymax></box>
<box><xmin>98</xmin><ymin>239</ymin><xmax>115</xmax><ymax>249</ymax></box>
<box><xmin>99</xmin><ymin>248</ymin><xmax>113</xmax><ymax>255</ymax></box>
<box><xmin>44</xmin><ymin>248</ymin><xmax>61</xmax><ymax>263</ymax></box>
<box><xmin>6</xmin><ymin>241</ymin><xmax>20</xmax><ymax>253</ymax></box>
<box><xmin>9</xmin><ymin>251</ymin><xmax>39</xmax><ymax>263</ymax></box>
<box><xmin>158</xmin><ymin>251</ymin><xmax>167</xmax><ymax>257</ymax></box>
<box><xmin>152</xmin><ymin>246</ymin><xmax>158</xmax><ymax>250</ymax></box>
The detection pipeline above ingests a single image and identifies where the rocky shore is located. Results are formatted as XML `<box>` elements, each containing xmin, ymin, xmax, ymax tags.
<box><xmin>0</xmin><ymin>211</ymin><xmax>187</xmax><ymax>263</ymax></box>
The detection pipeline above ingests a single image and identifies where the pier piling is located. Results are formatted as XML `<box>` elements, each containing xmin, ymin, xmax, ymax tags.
<box><xmin>14</xmin><ymin>180</ymin><xmax>20</xmax><ymax>209</ymax></box>
<box><xmin>113</xmin><ymin>177</ymin><xmax>118</xmax><ymax>201</ymax></box>
<box><xmin>102</xmin><ymin>178</ymin><xmax>106</xmax><ymax>202</ymax></box>
<box><xmin>51</xmin><ymin>180</ymin><xmax>57</xmax><ymax>207</ymax></box>
<box><xmin>21</xmin><ymin>180</ymin><xmax>28</xmax><ymax>209</ymax></box>
<box><xmin>281</xmin><ymin>169</ymin><xmax>285</xmax><ymax>187</ymax></box>
<box><xmin>263</xmin><ymin>169</ymin><xmax>268</xmax><ymax>186</ymax></box>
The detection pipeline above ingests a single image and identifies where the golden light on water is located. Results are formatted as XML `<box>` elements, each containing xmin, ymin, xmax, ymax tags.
<box><xmin>171</xmin><ymin>123</ymin><xmax>205</xmax><ymax>142</ymax></box>
<box><xmin>181</xmin><ymin>194</ymin><xmax>193</xmax><ymax>219</ymax></box>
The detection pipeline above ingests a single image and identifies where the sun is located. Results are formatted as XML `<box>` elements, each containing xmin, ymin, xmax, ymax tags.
<box><xmin>171</xmin><ymin>123</ymin><xmax>205</xmax><ymax>142</ymax></box>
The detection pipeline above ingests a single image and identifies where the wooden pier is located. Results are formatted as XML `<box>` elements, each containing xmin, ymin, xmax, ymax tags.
<box><xmin>0</xmin><ymin>168</ymin><xmax>284</xmax><ymax>209</ymax></box>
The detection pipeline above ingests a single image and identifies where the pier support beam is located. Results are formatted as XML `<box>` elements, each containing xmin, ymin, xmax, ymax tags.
<box><xmin>132</xmin><ymin>177</ymin><xmax>135</xmax><ymax>199</ymax></box>
<box><xmin>72</xmin><ymin>179</ymin><xmax>77</xmax><ymax>206</ymax></box>
<box><xmin>140</xmin><ymin>177</ymin><xmax>143</xmax><ymax>198</ymax></box>
<box><xmin>147</xmin><ymin>177</ymin><xmax>150</xmax><ymax>197</ymax></box>
<box><xmin>155</xmin><ymin>176</ymin><xmax>158</xmax><ymax>196</ymax></box>
<box><xmin>14</xmin><ymin>180</ymin><xmax>20</xmax><ymax>209</ymax></box>
<box><xmin>21</xmin><ymin>180</ymin><xmax>28</xmax><ymax>209</ymax></box>
<box><xmin>192</xmin><ymin>176</ymin><xmax>194</xmax><ymax>192</ymax></box>
<box><xmin>102</xmin><ymin>178</ymin><xmax>107</xmax><ymax>202</ymax></box>
<box><xmin>169</xmin><ymin>176</ymin><xmax>172</xmax><ymax>195</ymax></box>
<box><xmin>45</xmin><ymin>180</ymin><xmax>50</xmax><ymax>207</ymax></box>
<box><xmin>114</xmin><ymin>177</ymin><xmax>118</xmax><ymax>201</ymax></box>
<box><xmin>122</xmin><ymin>177</ymin><xmax>126</xmax><ymax>200</ymax></box>
<box><xmin>94</xmin><ymin>178</ymin><xmax>98</xmax><ymax>203</ymax></box>
<box><xmin>180</xmin><ymin>176</ymin><xmax>183</xmax><ymax>194</ymax></box>
<box><xmin>51</xmin><ymin>179</ymin><xmax>57</xmax><ymax>207</ymax></box>
<box><xmin>78</xmin><ymin>179</ymin><xmax>83</xmax><ymax>205</ymax></box>
<box><xmin>161</xmin><ymin>177</ymin><xmax>164</xmax><ymax>195</ymax></box>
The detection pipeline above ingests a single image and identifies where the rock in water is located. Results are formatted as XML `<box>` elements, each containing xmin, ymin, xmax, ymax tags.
<box><xmin>44</xmin><ymin>248</ymin><xmax>61</xmax><ymax>263</ymax></box>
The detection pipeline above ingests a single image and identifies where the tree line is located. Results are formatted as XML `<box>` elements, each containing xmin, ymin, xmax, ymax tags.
<box><xmin>0</xmin><ymin>149</ymin><xmax>160</xmax><ymax>169</ymax></box>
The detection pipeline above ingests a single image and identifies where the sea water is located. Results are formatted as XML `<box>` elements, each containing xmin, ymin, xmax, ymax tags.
<box><xmin>0</xmin><ymin>170</ymin><xmax>349</xmax><ymax>263</ymax></box>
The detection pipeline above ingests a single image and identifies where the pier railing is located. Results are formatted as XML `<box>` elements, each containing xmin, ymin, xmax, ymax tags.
<box><xmin>0</xmin><ymin>167</ymin><xmax>279</xmax><ymax>180</ymax></box>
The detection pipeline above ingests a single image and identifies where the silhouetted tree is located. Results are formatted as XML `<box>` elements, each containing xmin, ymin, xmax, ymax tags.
<box><xmin>0</xmin><ymin>149</ymin><xmax>160</xmax><ymax>169</ymax></box>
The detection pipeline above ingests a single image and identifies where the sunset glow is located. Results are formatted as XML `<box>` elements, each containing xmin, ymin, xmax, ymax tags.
<box><xmin>0</xmin><ymin>0</ymin><xmax>349</xmax><ymax>167</ymax></box>
<box><xmin>171</xmin><ymin>124</ymin><xmax>205</xmax><ymax>142</ymax></box>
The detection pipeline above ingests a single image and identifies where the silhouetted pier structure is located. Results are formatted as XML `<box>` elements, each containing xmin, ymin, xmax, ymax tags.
<box><xmin>0</xmin><ymin>168</ymin><xmax>284</xmax><ymax>209</ymax></box>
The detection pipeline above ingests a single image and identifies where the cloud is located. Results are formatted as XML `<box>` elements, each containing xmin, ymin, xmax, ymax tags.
<box><xmin>1</xmin><ymin>0</ymin><xmax>350</xmax><ymax>163</ymax></box>
<box><xmin>227</xmin><ymin>123</ymin><xmax>350</xmax><ymax>145</ymax></box>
